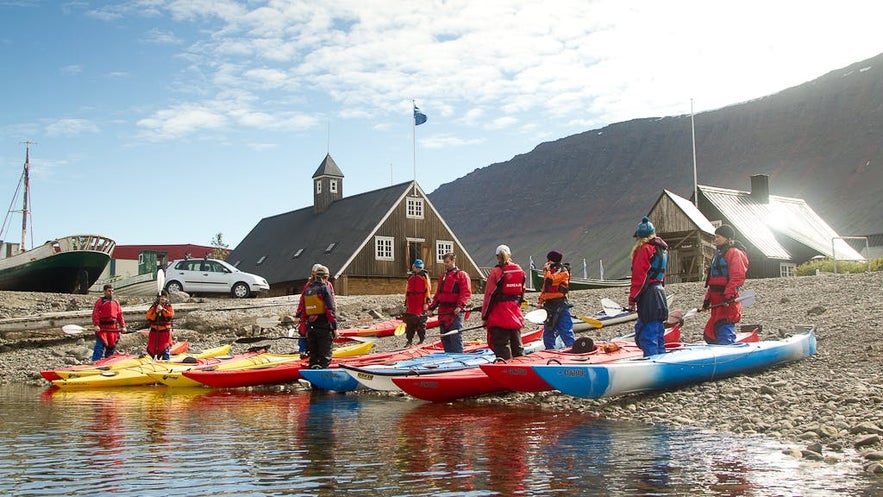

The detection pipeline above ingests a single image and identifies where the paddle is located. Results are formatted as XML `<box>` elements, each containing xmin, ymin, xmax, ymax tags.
<box><xmin>62</xmin><ymin>324</ymin><xmax>88</xmax><ymax>335</ymax></box>
<box><xmin>394</xmin><ymin>322</ymin><xmax>406</xmax><ymax>336</ymax></box>
<box><xmin>601</xmin><ymin>297</ymin><xmax>625</xmax><ymax>317</ymax></box>
<box><xmin>525</xmin><ymin>307</ymin><xmax>602</xmax><ymax>328</ymax></box>
<box><xmin>156</xmin><ymin>268</ymin><xmax>165</xmax><ymax>296</ymax></box>
<box><xmin>234</xmin><ymin>334</ymin><xmax>376</xmax><ymax>344</ymax></box>
<box><xmin>439</xmin><ymin>324</ymin><xmax>484</xmax><ymax>337</ymax></box>
<box><xmin>682</xmin><ymin>290</ymin><xmax>756</xmax><ymax>320</ymax></box>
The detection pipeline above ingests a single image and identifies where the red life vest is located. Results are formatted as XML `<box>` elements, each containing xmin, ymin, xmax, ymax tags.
<box><xmin>405</xmin><ymin>271</ymin><xmax>430</xmax><ymax>314</ymax></box>
<box><xmin>500</xmin><ymin>263</ymin><xmax>524</xmax><ymax>297</ymax></box>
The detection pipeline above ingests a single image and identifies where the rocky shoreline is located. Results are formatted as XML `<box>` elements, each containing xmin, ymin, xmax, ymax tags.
<box><xmin>1</xmin><ymin>271</ymin><xmax>882</xmax><ymax>475</ymax></box>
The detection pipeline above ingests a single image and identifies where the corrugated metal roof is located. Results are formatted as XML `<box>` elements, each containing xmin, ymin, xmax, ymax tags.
<box><xmin>700</xmin><ymin>185</ymin><xmax>864</xmax><ymax>261</ymax></box>
<box><xmin>663</xmin><ymin>190</ymin><xmax>717</xmax><ymax>234</ymax></box>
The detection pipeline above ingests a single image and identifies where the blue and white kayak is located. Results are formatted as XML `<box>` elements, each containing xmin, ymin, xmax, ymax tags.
<box><xmin>298</xmin><ymin>368</ymin><xmax>364</xmax><ymax>393</ymax></box>
<box><xmin>532</xmin><ymin>326</ymin><xmax>816</xmax><ymax>399</ymax></box>
<box><xmin>341</xmin><ymin>349</ymin><xmax>498</xmax><ymax>391</ymax></box>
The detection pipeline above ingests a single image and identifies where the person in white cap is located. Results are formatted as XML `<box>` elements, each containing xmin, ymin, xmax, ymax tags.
<box><xmin>481</xmin><ymin>244</ymin><xmax>526</xmax><ymax>359</ymax></box>
<box><xmin>301</xmin><ymin>264</ymin><xmax>338</xmax><ymax>368</ymax></box>
<box><xmin>402</xmin><ymin>259</ymin><xmax>431</xmax><ymax>346</ymax></box>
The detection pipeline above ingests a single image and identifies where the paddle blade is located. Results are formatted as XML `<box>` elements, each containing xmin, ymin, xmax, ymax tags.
<box><xmin>577</xmin><ymin>316</ymin><xmax>603</xmax><ymax>328</ymax></box>
<box><xmin>600</xmin><ymin>298</ymin><xmax>623</xmax><ymax>317</ymax></box>
<box><xmin>62</xmin><ymin>324</ymin><xmax>87</xmax><ymax>335</ymax></box>
<box><xmin>394</xmin><ymin>321</ymin><xmax>406</xmax><ymax>336</ymax></box>
<box><xmin>156</xmin><ymin>268</ymin><xmax>165</xmax><ymax>296</ymax></box>
<box><xmin>524</xmin><ymin>309</ymin><xmax>547</xmax><ymax>324</ymax></box>
<box><xmin>737</xmin><ymin>290</ymin><xmax>756</xmax><ymax>307</ymax></box>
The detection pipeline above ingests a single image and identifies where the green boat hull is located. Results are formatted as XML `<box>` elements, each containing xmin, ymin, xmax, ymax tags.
<box><xmin>0</xmin><ymin>251</ymin><xmax>110</xmax><ymax>294</ymax></box>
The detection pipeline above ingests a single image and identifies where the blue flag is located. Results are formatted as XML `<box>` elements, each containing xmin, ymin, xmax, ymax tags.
<box><xmin>414</xmin><ymin>105</ymin><xmax>427</xmax><ymax>126</ymax></box>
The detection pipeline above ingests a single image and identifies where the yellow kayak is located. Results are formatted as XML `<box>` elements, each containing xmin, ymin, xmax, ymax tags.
<box><xmin>54</xmin><ymin>344</ymin><xmax>234</xmax><ymax>380</ymax></box>
<box><xmin>52</xmin><ymin>344</ymin><xmax>233</xmax><ymax>380</ymax></box>
<box><xmin>146</xmin><ymin>341</ymin><xmax>375</xmax><ymax>387</ymax></box>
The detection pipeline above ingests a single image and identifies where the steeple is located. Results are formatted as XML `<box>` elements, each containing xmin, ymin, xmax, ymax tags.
<box><xmin>312</xmin><ymin>153</ymin><xmax>344</xmax><ymax>213</ymax></box>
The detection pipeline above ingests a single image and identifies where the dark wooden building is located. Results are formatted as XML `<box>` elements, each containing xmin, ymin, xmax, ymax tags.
<box><xmin>646</xmin><ymin>175</ymin><xmax>864</xmax><ymax>282</ymax></box>
<box><xmin>227</xmin><ymin>154</ymin><xmax>484</xmax><ymax>296</ymax></box>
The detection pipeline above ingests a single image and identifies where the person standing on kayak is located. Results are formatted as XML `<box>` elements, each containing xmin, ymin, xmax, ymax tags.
<box><xmin>403</xmin><ymin>259</ymin><xmax>431</xmax><ymax>347</ymax></box>
<box><xmin>91</xmin><ymin>284</ymin><xmax>127</xmax><ymax>362</ymax></box>
<box><xmin>538</xmin><ymin>250</ymin><xmax>575</xmax><ymax>349</ymax></box>
<box><xmin>628</xmin><ymin>216</ymin><xmax>670</xmax><ymax>357</ymax></box>
<box><xmin>481</xmin><ymin>244</ymin><xmax>526</xmax><ymax>360</ymax></box>
<box><xmin>703</xmin><ymin>224</ymin><xmax>749</xmax><ymax>344</ymax></box>
<box><xmin>428</xmin><ymin>252</ymin><xmax>472</xmax><ymax>353</ymax></box>
<box><xmin>303</xmin><ymin>264</ymin><xmax>338</xmax><ymax>368</ymax></box>
<box><xmin>146</xmin><ymin>290</ymin><xmax>174</xmax><ymax>360</ymax></box>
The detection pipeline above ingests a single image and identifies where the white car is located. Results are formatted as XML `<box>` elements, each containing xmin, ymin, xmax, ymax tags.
<box><xmin>164</xmin><ymin>258</ymin><xmax>270</xmax><ymax>298</ymax></box>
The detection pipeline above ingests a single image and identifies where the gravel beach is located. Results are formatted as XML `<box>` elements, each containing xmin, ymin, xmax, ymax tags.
<box><xmin>1</xmin><ymin>271</ymin><xmax>882</xmax><ymax>474</ymax></box>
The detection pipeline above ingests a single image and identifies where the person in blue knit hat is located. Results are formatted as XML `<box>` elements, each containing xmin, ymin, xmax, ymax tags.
<box><xmin>628</xmin><ymin>216</ymin><xmax>669</xmax><ymax>356</ymax></box>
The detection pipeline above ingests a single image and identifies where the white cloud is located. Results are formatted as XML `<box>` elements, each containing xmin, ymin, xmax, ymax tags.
<box><xmin>137</xmin><ymin>104</ymin><xmax>227</xmax><ymax>140</ymax></box>
<box><xmin>116</xmin><ymin>1</ymin><xmax>883</xmax><ymax>140</ymax></box>
<box><xmin>142</xmin><ymin>28</ymin><xmax>182</xmax><ymax>45</ymax></box>
<box><xmin>61</xmin><ymin>64</ymin><xmax>83</xmax><ymax>75</ymax></box>
<box><xmin>421</xmin><ymin>134</ymin><xmax>485</xmax><ymax>149</ymax></box>
<box><xmin>46</xmin><ymin>118</ymin><xmax>99</xmax><ymax>136</ymax></box>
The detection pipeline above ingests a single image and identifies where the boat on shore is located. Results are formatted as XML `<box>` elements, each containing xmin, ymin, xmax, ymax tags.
<box><xmin>0</xmin><ymin>143</ymin><xmax>114</xmax><ymax>293</ymax></box>
<box><xmin>529</xmin><ymin>268</ymin><xmax>629</xmax><ymax>291</ymax></box>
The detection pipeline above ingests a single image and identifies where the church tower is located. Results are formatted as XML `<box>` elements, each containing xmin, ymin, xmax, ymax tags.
<box><xmin>312</xmin><ymin>153</ymin><xmax>344</xmax><ymax>213</ymax></box>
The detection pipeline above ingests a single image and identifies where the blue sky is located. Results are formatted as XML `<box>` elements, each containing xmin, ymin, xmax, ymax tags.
<box><xmin>2</xmin><ymin>0</ymin><xmax>882</xmax><ymax>249</ymax></box>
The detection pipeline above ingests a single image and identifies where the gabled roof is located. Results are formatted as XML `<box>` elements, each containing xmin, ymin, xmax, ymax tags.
<box><xmin>662</xmin><ymin>190</ymin><xmax>717</xmax><ymax>234</ymax></box>
<box><xmin>699</xmin><ymin>185</ymin><xmax>864</xmax><ymax>261</ymax></box>
<box><xmin>312</xmin><ymin>153</ymin><xmax>343</xmax><ymax>178</ymax></box>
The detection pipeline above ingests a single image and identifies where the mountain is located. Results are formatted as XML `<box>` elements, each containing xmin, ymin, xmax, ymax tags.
<box><xmin>429</xmin><ymin>52</ymin><xmax>883</xmax><ymax>279</ymax></box>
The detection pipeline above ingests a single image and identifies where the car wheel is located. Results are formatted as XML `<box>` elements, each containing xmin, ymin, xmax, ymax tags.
<box><xmin>166</xmin><ymin>281</ymin><xmax>183</xmax><ymax>293</ymax></box>
<box><xmin>231</xmin><ymin>282</ymin><xmax>250</xmax><ymax>298</ymax></box>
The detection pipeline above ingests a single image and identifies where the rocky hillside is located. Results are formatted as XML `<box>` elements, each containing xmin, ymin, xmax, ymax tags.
<box><xmin>430</xmin><ymin>52</ymin><xmax>883</xmax><ymax>276</ymax></box>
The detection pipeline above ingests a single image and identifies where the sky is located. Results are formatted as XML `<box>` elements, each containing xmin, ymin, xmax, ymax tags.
<box><xmin>1</xmin><ymin>0</ymin><xmax>882</xmax><ymax>250</ymax></box>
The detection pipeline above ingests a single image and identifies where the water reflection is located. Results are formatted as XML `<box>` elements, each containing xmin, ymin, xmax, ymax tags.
<box><xmin>0</xmin><ymin>385</ymin><xmax>877</xmax><ymax>496</ymax></box>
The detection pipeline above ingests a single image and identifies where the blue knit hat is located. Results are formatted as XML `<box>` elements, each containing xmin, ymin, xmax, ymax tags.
<box><xmin>634</xmin><ymin>216</ymin><xmax>655</xmax><ymax>238</ymax></box>
<box><xmin>413</xmin><ymin>259</ymin><xmax>424</xmax><ymax>268</ymax></box>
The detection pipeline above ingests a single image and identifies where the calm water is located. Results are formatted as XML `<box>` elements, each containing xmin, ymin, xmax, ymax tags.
<box><xmin>1</xmin><ymin>384</ymin><xmax>880</xmax><ymax>496</ymax></box>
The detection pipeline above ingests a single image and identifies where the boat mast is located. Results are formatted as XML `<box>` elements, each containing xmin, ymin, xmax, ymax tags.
<box><xmin>21</xmin><ymin>141</ymin><xmax>32</xmax><ymax>251</ymax></box>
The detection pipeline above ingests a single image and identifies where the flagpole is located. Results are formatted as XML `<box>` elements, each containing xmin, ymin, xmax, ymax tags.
<box><xmin>691</xmin><ymin>98</ymin><xmax>698</xmax><ymax>207</ymax></box>
<box><xmin>412</xmin><ymin>99</ymin><xmax>417</xmax><ymax>195</ymax></box>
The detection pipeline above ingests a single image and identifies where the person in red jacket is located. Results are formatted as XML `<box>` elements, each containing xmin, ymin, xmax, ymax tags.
<box><xmin>428</xmin><ymin>252</ymin><xmax>472</xmax><ymax>353</ymax></box>
<box><xmin>91</xmin><ymin>284</ymin><xmax>127</xmax><ymax>362</ymax></box>
<box><xmin>628</xmin><ymin>216</ymin><xmax>669</xmax><ymax>357</ymax></box>
<box><xmin>403</xmin><ymin>259</ymin><xmax>431</xmax><ymax>347</ymax></box>
<box><xmin>703</xmin><ymin>224</ymin><xmax>749</xmax><ymax>344</ymax></box>
<box><xmin>481</xmin><ymin>244</ymin><xmax>525</xmax><ymax>359</ymax></box>
<box><xmin>145</xmin><ymin>290</ymin><xmax>174</xmax><ymax>360</ymax></box>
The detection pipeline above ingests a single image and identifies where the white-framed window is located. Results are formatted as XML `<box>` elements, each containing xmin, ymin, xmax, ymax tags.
<box><xmin>315</xmin><ymin>180</ymin><xmax>322</xmax><ymax>194</ymax></box>
<box><xmin>406</xmin><ymin>197</ymin><xmax>424</xmax><ymax>219</ymax></box>
<box><xmin>780</xmin><ymin>262</ymin><xmax>796</xmax><ymax>277</ymax></box>
<box><xmin>330</xmin><ymin>179</ymin><xmax>338</xmax><ymax>193</ymax></box>
<box><xmin>436</xmin><ymin>240</ymin><xmax>453</xmax><ymax>262</ymax></box>
<box><xmin>375</xmin><ymin>236</ymin><xmax>394</xmax><ymax>261</ymax></box>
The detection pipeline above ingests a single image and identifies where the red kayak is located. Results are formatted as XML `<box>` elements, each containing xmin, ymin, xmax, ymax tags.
<box><xmin>391</xmin><ymin>326</ymin><xmax>677</xmax><ymax>402</ymax></box>
<box><xmin>186</xmin><ymin>327</ymin><xmax>544</xmax><ymax>389</ymax></box>
<box><xmin>39</xmin><ymin>340</ymin><xmax>190</xmax><ymax>382</ymax></box>
<box><xmin>337</xmin><ymin>316</ymin><xmax>441</xmax><ymax>340</ymax></box>
<box><xmin>480</xmin><ymin>327</ymin><xmax>759</xmax><ymax>394</ymax></box>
